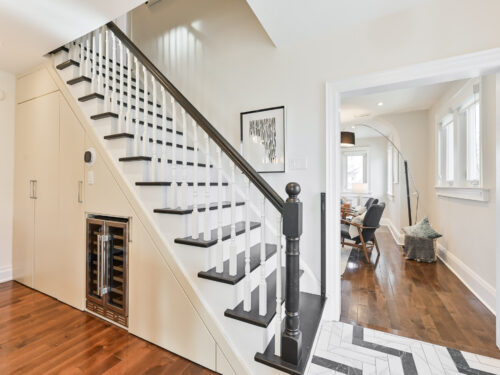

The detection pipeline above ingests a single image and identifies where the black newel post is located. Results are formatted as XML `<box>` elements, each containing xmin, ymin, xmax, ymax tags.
<box><xmin>281</xmin><ymin>182</ymin><xmax>303</xmax><ymax>365</ymax></box>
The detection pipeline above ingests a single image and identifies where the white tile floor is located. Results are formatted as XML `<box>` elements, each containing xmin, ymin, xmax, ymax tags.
<box><xmin>309</xmin><ymin>321</ymin><xmax>500</xmax><ymax>375</ymax></box>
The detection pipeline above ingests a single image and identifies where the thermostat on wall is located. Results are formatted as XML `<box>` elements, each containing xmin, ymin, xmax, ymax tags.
<box><xmin>84</xmin><ymin>148</ymin><xmax>96</xmax><ymax>165</ymax></box>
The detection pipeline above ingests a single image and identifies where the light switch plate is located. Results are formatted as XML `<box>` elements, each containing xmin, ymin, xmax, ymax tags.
<box><xmin>88</xmin><ymin>170</ymin><xmax>94</xmax><ymax>185</ymax></box>
<box><xmin>288</xmin><ymin>157</ymin><xmax>308</xmax><ymax>170</ymax></box>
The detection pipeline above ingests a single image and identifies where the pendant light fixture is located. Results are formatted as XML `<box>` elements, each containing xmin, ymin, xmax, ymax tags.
<box><xmin>341</xmin><ymin>131</ymin><xmax>355</xmax><ymax>147</ymax></box>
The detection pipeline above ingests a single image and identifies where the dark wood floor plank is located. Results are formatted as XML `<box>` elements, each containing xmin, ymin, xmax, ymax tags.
<box><xmin>341</xmin><ymin>227</ymin><xmax>500</xmax><ymax>359</ymax></box>
<box><xmin>0</xmin><ymin>281</ymin><xmax>215</xmax><ymax>375</ymax></box>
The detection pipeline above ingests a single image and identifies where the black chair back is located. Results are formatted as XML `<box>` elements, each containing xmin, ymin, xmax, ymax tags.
<box><xmin>361</xmin><ymin>203</ymin><xmax>385</xmax><ymax>243</ymax></box>
<box><xmin>372</xmin><ymin>199</ymin><xmax>379</xmax><ymax>205</ymax></box>
<box><xmin>364</xmin><ymin>198</ymin><xmax>375</xmax><ymax>209</ymax></box>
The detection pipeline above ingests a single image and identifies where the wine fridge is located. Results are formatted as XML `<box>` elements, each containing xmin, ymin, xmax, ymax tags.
<box><xmin>86</xmin><ymin>215</ymin><xmax>129</xmax><ymax>327</ymax></box>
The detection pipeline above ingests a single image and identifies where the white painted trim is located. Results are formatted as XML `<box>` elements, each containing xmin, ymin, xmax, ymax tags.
<box><xmin>437</xmin><ymin>244</ymin><xmax>496</xmax><ymax>315</ymax></box>
<box><xmin>0</xmin><ymin>265</ymin><xmax>12</xmax><ymax>283</ymax></box>
<box><xmin>326</xmin><ymin>47</ymin><xmax>500</xmax><ymax>325</ymax></box>
<box><xmin>435</xmin><ymin>186</ymin><xmax>490</xmax><ymax>201</ymax></box>
<box><xmin>380</xmin><ymin>218</ymin><xmax>404</xmax><ymax>246</ymax></box>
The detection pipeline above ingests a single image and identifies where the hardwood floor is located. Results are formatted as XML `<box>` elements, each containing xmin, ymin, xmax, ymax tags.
<box><xmin>0</xmin><ymin>281</ymin><xmax>216</xmax><ymax>375</ymax></box>
<box><xmin>341</xmin><ymin>227</ymin><xmax>500</xmax><ymax>359</ymax></box>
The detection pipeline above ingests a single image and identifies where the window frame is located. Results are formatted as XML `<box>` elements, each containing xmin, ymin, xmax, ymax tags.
<box><xmin>435</xmin><ymin>78</ymin><xmax>483</xmax><ymax>189</ymax></box>
<box><xmin>341</xmin><ymin>147</ymin><xmax>370</xmax><ymax>193</ymax></box>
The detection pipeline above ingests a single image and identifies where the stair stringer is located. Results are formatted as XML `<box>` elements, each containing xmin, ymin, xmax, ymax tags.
<box><xmin>46</xmin><ymin>60</ymin><xmax>254</xmax><ymax>375</ymax></box>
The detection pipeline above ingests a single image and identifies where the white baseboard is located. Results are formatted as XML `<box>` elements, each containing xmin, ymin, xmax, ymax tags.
<box><xmin>0</xmin><ymin>265</ymin><xmax>12</xmax><ymax>283</ymax></box>
<box><xmin>437</xmin><ymin>244</ymin><xmax>496</xmax><ymax>315</ymax></box>
<box><xmin>380</xmin><ymin>218</ymin><xmax>404</xmax><ymax>246</ymax></box>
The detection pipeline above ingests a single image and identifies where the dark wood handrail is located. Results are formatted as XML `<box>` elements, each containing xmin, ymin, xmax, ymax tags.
<box><xmin>107</xmin><ymin>22</ymin><xmax>285</xmax><ymax>213</ymax></box>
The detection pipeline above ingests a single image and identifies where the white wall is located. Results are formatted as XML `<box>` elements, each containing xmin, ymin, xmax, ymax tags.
<box><xmin>0</xmin><ymin>70</ymin><xmax>15</xmax><ymax>282</ymax></box>
<box><xmin>426</xmin><ymin>75</ymin><xmax>496</xmax><ymax>312</ymax></box>
<box><xmin>374</xmin><ymin>111</ymin><xmax>430</xmax><ymax>231</ymax></box>
<box><xmin>126</xmin><ymin>0</ymin><xmax>500</xmax><ymax>280</ymax></box>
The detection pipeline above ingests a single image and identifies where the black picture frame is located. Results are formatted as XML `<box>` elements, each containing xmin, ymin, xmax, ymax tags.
<box><xmin>240</xmin><ymin>106</ymin><xmax>286</xmax><ymax>173</ymax></box>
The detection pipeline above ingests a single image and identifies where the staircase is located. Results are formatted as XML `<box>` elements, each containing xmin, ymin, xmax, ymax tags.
<box><xmin>50</xmin><ymin>22</ymin><xmax>325</xmax><ymax>375</ymax></box>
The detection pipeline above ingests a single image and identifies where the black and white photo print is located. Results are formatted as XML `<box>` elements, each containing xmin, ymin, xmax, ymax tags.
<box><xmin>240</xmin><ymin>106</ymin><xmax>285</xmax><ymax>173</ymax></box>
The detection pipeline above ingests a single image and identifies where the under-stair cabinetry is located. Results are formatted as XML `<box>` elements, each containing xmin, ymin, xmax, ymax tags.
<box><xmin>13</xmin><ymin>75</ymin><xmax>86</xmax><ymax>309</ymax></box>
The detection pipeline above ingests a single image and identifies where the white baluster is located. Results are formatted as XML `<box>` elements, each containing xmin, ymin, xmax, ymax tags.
<box><xmin>204</xmin><ymin>134</ymin><xmax>210</xmax><ymax>241</ymax></box>
<box><xmin>259</xmin><ymin>197</ymin><xmax>267</xmax><ymax>316</ymax></box>
<box><xmin>161</xmin><ymin>87</ymin><xmax>168</xmax><ymax>181</ymax></box>
<box><xmin>192</xmin><ymin>120</ymin><xmax>199</xmax><ymax>240</ymax></box>
<box><xmin>78</xmin><ymin>37</ymin><xmax>84</xmax><ymax>77</ymax></box>
<box><xmin>243</xmin><ymin>177</ymin><xmax>251</xmax><ymax>311</ymax></box>
<box><xmin>142</xmin><ymin>67</ymin><xmax>148</xmax><ymax>156</ymax></box>
<box><xmin>216</xmin><ymin>147</ymin><xmax>223</xmax><ymax>273</ymax></box>
<box><xmin>134</xmin><ymin>58</ymin><xmax>140</xmax><ymax>156</ymax></box>
<box><xmin>170</xmin><ymin>98</ymin><xmax>178</xmax><ymax>208</ymax></box>
<box><xmin>274</xmin><ymin>213</ymin><xmax>282</xmax><ymax>357</ymax></box>
<box><xmin>111</xmin><ymin>34</ymin><xmax>117</xmax><ymax>114</ymax></box>
<box><xmin>85</xmin><ymin>34</ymin><xmax>90</xmax><ymax>78</ymax></box>
<box><xmin>151</xmin><ymin>77</ymin><xmax>157</xmax><ymax>181</ymax></box>
<box><xmin>91</xmin><ymin>32</ymin><xmax>97</xmax><ymax>93</ymax></box>
<box><xmin>229</xmin><ymin>163</ymin><xmax>237</xmax><ymax>276</ymax></box>
<box><xmin>97</xmin><ymin>28</ymin><xmax>103</xmax><ymax>95</ymax></box>
<box><xmin>125</xmin><ymin>49</ymin><xmax>132</xmax><ymax>133</ymax></box>
<box><xmin>118</xmin><ymin>40</ymin><xmax>124</xmax><ymax>132</ymax></box>
<box><xmin>181</xmin><ymin>109</ymin><xmax>188</xmax><ymax>210</ymax></box>
<box><xmin>104</xmin><ymin>30</ymin><xmax>110</xmax><ymax>112</ymax></box>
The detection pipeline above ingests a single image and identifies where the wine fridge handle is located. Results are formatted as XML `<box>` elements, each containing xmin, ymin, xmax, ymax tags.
<box><xmin>97</xmin><ymin>234</ymin><xmax>101</xmax><ymax>296</ymax></box>
<box><xmin>101</xmin><ymin>234</ymin><xmax>106</xmax><ymax>296</ymax></box>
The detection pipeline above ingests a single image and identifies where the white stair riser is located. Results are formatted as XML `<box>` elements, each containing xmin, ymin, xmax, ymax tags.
<box><xmin>106</xmin><ymin>137</ymin><xmax>198</xmax><ymax>161</ymax></box>
<box><xmin>152</xmin><ymin>204</ymin><xmax>246</xmax><ymax>240</ymax></box>
<box><xmin>68</xmin><ymin>81</ymin><xmax>92</xmax><ymax>99</ymax></box>
<box><xmin>170</xmin><ymin>227</ymin><xmax>261</xmax><ymax>272</ymax></box>
<box><xmin>58</xmin><ymin>65</ymin><xmax>80</xmax><ymax>82</ymax></box>
<box><xmin>118</xmin><ymin>159</ymin><xmax>217</xmax><ymax>183</ymax></box>
<box><xmin>53</xmin><ymin>50</ymin><xmax>69</xmax><ymax>65</ymax></box>
<box><xmin>135</xmin><ymin>185</ymin><xmax>233</xmax><ymax>208</ymax></box>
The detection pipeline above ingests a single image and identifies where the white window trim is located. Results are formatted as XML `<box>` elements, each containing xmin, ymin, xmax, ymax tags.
<box><xmin>435</xmin><ymin>78</ymin><xmax>484</xmax><ymax>200</ymax></box>
<box><xmin>341</xmin><ymin>147</ymin><xmax>370</xmax><ymax>193</ymax></box>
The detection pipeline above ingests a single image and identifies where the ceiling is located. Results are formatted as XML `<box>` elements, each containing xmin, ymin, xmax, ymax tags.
<box><xmin>340</xmin><ymin>81</ymin><xmax>459</xmax><ymax>126</ymax></box>
<box><xmin>245</xmin><ymin>0</ymin><xmax>432</xmax><ymax>47</ymax></box>
<box><xmin>0</xmin><ymin>0</ymin><xmax>144</xmax><ymax>74</ymax></box>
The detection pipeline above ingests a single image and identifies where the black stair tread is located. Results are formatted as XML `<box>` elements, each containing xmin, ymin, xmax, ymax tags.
<box><xmin>254</xmin><ymin>292</ymin><xmax>326</xmax><ymax>375</ymax></box>
<box><xmin>131</xmin><ymin>119</ymin><xmax>182</xmax><ymax>135</ymax></box>
<box><xmin>224</xmin><ymin>268</ymin><xmax>304</xmax><ymax>328</ymax></box>
<box><xmin>67</xmin><ymin>76</ymin><xmax>91</xmax><ymax>85</ymax></box>
<box><xmin>175</xmin><ymin>221</ymin><xmax>260</xmax><ymax>248</ymax></box>
<box><xmin>79</xmin><ymin>91</ymin><xmax>160</xmax><ymax>108</ymax></box>
<box><xmin>198</xmin><ymin>243</ymin><xmax>277</xmax><ymax>285</ymax></box>
<box><xmin>118</xmin><ymin>101</ymin><xmax>172</xmax><ymax>121</ymax></box>
<box><xmin>79</xmin><ymin>93</ymin><xmax>104</xmax><ymax>102</ymax></box>
<box><xmin>90</xmin><ymin>112</ymin><xmax>118</xmax><ymax>120</ymax></box>
<box><xmin>56</xmin><ymin>59</ymin><xmax>79</xmax><ymax>70</ymax></box>
<box><xmin>104</xmin><ymin>133</ymin><xmax>195</xmax><ymax>151</ymax></box>
<box><xmin>136</xmin><ymin>181</ymin><xmax>229</xmax><ymax>187</ymax></box>
<box><xmin>118</xmin><ymin>156</ymin><xmax>211</xmax><ymax>167</ymax></box>
<box><xmin>49</xmin><ymin>46</ymin><xmax>69</xmax><ymax>54</ymax></box>
<box><xmin>154</xmin><ymin>201</ymin><xmax>244</xmax><ymax>215</ymax></box>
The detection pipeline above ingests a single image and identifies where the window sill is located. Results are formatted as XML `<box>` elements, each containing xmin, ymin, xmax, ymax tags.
<box><xmin>434</xmin><ymin>186</ymin><xmax>489</xmax><ymax>202</ymax></box>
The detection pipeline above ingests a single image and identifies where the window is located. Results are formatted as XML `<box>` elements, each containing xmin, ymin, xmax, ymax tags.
<box><xmin>387</xmin><ymin>144</ymin><xmax>393</xmax><ymax>196</ymax></box>
<box><xmin>436</xmin><ymin>78</ymin><xmax>482</xmax><ymax>189</ymax></box>
<box><xmin>463</xmin><ymin>100</ymin><xmax>480</xmax><ymax>184</ymax></box>
<box><xmin>342</xmin><ymin>149</ymin><xmax>368</xmax><ymax>191</ymax></box>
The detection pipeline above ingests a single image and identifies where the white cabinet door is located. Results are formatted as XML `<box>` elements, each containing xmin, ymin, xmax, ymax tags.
<box><xmin>12</xmin><ymin>100</ymin><xmax>37</xmax><ymax>287</ymax></box>
<box><xmin>32</xmin><ymin>92</ymin><xmax>60</xmax><ymax>297</ymax></box>
<box><xmin>57</xmin><ymin>96</ymin><xmax>85</xmax><ymax>309</ymax></box>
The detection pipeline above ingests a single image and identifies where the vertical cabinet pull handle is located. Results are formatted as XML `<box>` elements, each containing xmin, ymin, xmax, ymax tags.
<box><xmin>97</xmin><ymin>234</ymin><xmax>101</xmax><ymax>296</ymax></box>
<box><xmin>29</xmin><ymin>180</ymin><xmax>34</xmax><ymax>199</ymax></box>
<box><xmin>101</xmin><ymin>235</ymin><xmax>107</xmax><ymax>296</ymax></box>
<box><xmin>78</xmin><ymin>181</ymin><xmax>83</xmax><ymax>203</ymax></box>
<box><xmin>33</xmin><ymin>180</ymin><xmax>37</xmax><ymax>199</ymax></box>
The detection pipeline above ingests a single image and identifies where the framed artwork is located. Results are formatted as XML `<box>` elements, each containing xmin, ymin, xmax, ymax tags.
<box><xmin>240</xmin><ymin>106</ymin><xmax>285</xmax><ymax>173</ymax></box>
